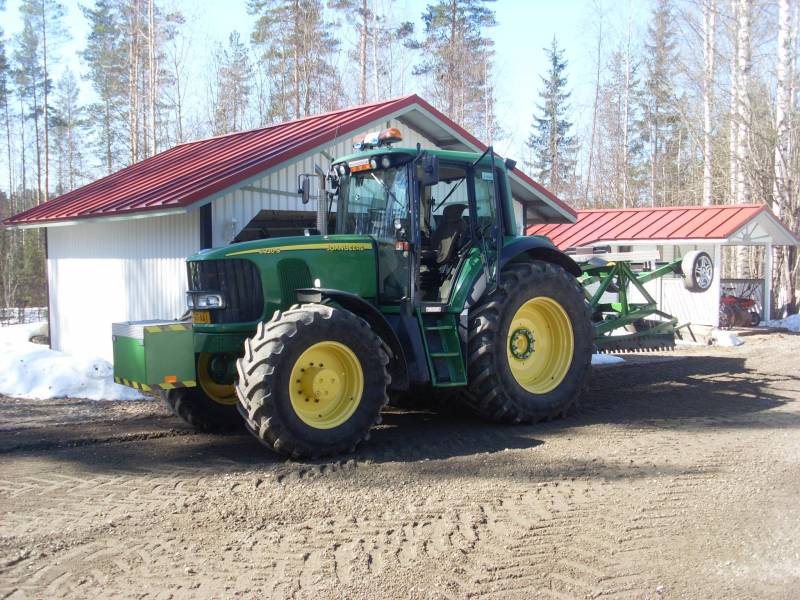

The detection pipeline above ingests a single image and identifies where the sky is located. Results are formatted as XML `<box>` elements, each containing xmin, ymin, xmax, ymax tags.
<box><xmin>2</xmin><ymin>0</ymin><xmax>655</xmax><ymax>162</ymax></box>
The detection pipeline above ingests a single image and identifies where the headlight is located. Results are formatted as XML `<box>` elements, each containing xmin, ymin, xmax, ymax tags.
<box><xmin>187</xmin><ymin>292</ymin><xmax>226</xmax><ymax>310</ymax></box>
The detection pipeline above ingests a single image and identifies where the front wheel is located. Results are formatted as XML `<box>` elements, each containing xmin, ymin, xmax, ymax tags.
<box><xmin>236</xmin><ymin>304</ymin><xmax>390</xmax><ymax>458</ymax></box>
<box><xmin>461</xmin><ymin>261</ymin><xmax>593</xmax><ymax>423</ymax></box>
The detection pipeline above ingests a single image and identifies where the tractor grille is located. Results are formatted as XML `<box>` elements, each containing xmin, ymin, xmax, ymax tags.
<box><xmin>187</xmin><ymin>259</ymin><xmax>263</xmax><ymax>324</ymax></box>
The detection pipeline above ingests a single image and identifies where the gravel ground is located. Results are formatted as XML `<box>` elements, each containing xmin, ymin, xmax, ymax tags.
<box><xmin>1</xmin><ymin>332</ymin><xmax>799</xmax><ymax>600</ymax></box>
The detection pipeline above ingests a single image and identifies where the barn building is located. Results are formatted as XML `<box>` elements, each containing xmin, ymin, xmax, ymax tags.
<box><xmin>528</xmin><ymin>204</ymin><xmax>800</xmax><ymax>328</ymax></box>
<box><xmin>4</xmin><ymin>95</ymin><xmax>575</xmax><ymax>361</ymax></box>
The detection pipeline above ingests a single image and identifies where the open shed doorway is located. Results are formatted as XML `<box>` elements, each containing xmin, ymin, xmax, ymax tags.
<box><xmin>233</xmin><ymin>210</ymin><xmax>329</xmax><ymax>243</ymax></box>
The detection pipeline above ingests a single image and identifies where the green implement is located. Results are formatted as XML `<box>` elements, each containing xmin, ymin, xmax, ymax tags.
<box><xmin>579</xmin><ymin>250</ymin><xmax>714</xmax><ymax>353</ymax></box>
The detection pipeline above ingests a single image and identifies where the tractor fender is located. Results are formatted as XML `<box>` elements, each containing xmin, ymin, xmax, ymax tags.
<box><xmin>500</xmin><ymin>237</ymin><xmax>582</xmax><ymax>277</ymax></box>
<box><xmin>295</xmin><ymin>288</ymin><xmax>410</xmax><ymax>390</ymax></box>
<box><xmin>464</xmin><ymin>237</ymin><xmax>581</xmax><ymax>313</ymax></box>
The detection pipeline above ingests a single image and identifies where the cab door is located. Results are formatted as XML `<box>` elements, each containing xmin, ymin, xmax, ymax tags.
<box><xmin>469</xmin><ymin>151</ymin><xmax>503</xmax><ymax>293</ymax></box>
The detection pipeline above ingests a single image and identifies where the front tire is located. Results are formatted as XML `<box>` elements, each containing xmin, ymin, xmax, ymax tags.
<box><xmin>461</xmin><ymin>261</ymin><xmax>593</xmax><ymax>423</ymax></box>
<box><xmin>236</xmin><ymin>304</ymin><xmax>390</xmax><ymax>458</ymax></box>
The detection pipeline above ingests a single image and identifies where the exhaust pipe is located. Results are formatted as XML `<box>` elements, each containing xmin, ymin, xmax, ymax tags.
<box><xmin>315</xmin><ymin>165</ymin><xmax>327</xmax><ymax>236</ymax></box>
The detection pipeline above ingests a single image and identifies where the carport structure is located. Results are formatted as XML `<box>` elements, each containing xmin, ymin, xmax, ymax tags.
<box><xmin>528</xmin><ymin>204</ymin><xmax>800</xmax><ymax>327</ymax></box>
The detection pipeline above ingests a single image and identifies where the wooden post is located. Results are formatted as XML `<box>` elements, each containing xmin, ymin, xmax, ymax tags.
<box><xmin>713</xmin><ymin>243</ymin><xmax>723</xmax><ymax>327</ymax></box>
<box><xmin>764</xmin><ymin>242</ymin><xmax>773</xmax><ymax>322</ymax></box>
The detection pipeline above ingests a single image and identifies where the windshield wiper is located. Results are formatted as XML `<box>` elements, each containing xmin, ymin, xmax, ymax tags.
<box><xmin>370</xmin><ymin>172</ymin><xmax>402</xmax><ymax>209</ymax></box>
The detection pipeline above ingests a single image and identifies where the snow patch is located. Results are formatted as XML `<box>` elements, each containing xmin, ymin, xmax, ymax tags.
<box><xmin>592</xmin><ymin>353</ymin><xmax>625</xmax><ymax>365</ymax></box>
<box><xmin>0</xmin><ymin>322</ymin><xmax>143</xmax><ymax>401</ymax></box>
<box><xmin>711</xmin><ymin>329</ymin><xmax>745</xmax><ymax>347</ymax></box>
<box><xmin>760</xmin><ymin>314</ymin><xmax>800</xmax><ymax>333</ymax></box>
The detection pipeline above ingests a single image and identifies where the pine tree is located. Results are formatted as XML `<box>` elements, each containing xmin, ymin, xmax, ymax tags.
<box><xmin>0</xmin><ymin>11</ymin><xmax>13</xmax><ymax>211</ymax></box>
<box><xmin>414</xmin><ymin>0</ymin><xmax>498</xmax><ymax>139</ymax></box>
<box><xmin>329</xmin><ymin>0</ymin><xmax>372</xmax><ymax>104</ymax></box>
<box><xmin>81</xmin><ymin>0</ymin><xmax>127</xmax><ymax>174</ymax></box>
<box><xmin>13</xmin><ymin>19</ymin><xmax>44</xmax><ymax>206</ymax></box>
<box><xmin>19</xmin><ymin>0</ymin><xmax>67</xmax><ymax>202</ymax></box>
<box><xmin>639</xmin><ymin>0</ymin><xmax>682</xmax><ymax>206</ymax></box>
<box><xmin>51</xmin><ymin>69</ymin><xmax>86</xmax><ymax>193</ymax></box>
<box><xmin>208</xmin><ymin>31</ymin><xmax>253</xmax><ymax>135</ymax></box>
<box><xmin>249</xmin><ymin>0</ymin><xmax>341</xmax><ymax>121</ymax></box>
<box><xmin>526</xmin><ymin>37</ymin><xmax>576</xmax><ymax>198</ymax></box>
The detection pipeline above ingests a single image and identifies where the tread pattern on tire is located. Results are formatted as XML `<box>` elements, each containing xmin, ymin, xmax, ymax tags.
<box><xmin>162</xmin><ymin>387</ymin><xmax>241</xmax><ymax>433</ymax></box>
<box><xmin>460</xmin><ymin>261</ymin><xmax>593</xmax><ymax>424</ymax></box>
<box><xmin>235</xmin><ymin>303</ymin><xmax>390</xmax><ymax>458</ymax></box>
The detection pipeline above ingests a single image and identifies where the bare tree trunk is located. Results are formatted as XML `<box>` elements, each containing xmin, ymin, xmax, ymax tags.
<box><xmin>773</xmin><ymin>0</ymin><xmax>792</xmax><ymax>216</ymax></box>
<box><xmin>735</xmin><ymin>0</ymin><xmax>752</xmax><ymax>278</ymax></box>
<box><xmin>359</xmin><ymin>0</ymin><xmax>368</xmax><ymax>104</ymax></box>
<box><xmin>621</xmin><ymin>24</ymin><xmax>632</xmax><ymax>208</ymax></box>
<box><xmin>31</xmin><ymin>73</ymin><xmax>42</xmax><ymax>206</ymax></box>
<box><xmin>293</xmin><ymin>0</ymin><xmax>301</xmax><ymax>117</ymax></box>
<box><xmin>735</xmin><ymin>0</ymin><xmax>751</xmax><ymax>205</ymax></box>
<box><xmin>774</xmin><ymin>0</ymin><xmax>797</xmax><ymax>315</ymax></box>
<box><xmin>728</xmin><ymin>0</ymin><xmax>739</xmax><ymax>204</ymax></box>
<box><xmin>3</xmin><ymin>78</ymin><xmax>13</xmax><ymax>214</ymax></box>
<box><xmin>148</xmin><ymin>0</ymin><xmax>156</xmax><ymax>156</ymax></box>
<box><xmin>447</xmin><ymin>0</ymin><xmax>457</xmax><ymax>116</ymax></box>
<box><xmin>128</xmin><ymin>0</ymin><xmax>141</xmax><ymax>163</ymax></box>
<box><xmin>702</xmin><ymin>0</ymin><xmax>716</xmax><ymax>205</ymax></box>
<box><xmin>584</xmin><ymin>12</ymin><xmax>603</xmax><ymax>205</ymax></box>
<box><xmin>371</xmin><ymin>4</ymin><xmax>379</xmax><ymax>100</ymax></box>
<box><xmin>41</xmin><ymin>0</ymin><xmax>50</xmax><ymax>202</ymax></box>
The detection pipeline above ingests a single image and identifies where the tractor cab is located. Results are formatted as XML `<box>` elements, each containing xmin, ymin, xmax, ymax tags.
<box><xmin>323</xmin><ymin>129</ymin><xmax>507</xmax><ymax>309</ymax></box>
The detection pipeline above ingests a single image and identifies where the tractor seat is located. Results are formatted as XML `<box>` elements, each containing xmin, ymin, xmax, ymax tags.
<box><xmin>422</xmin><ymin>203</ymin><xmax>467</xmax><ymax>267</ymax></box>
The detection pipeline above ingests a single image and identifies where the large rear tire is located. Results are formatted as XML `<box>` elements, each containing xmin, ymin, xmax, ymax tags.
<box><xmin>162</xmin><ymin>386</ymin><xmax>242</xmax><ymax>432</ymax></box>
<box><xmin>461</xmin><ymin>261</ymin><xmax>593</xmax><ymax>423</ymax></box>
<box><xmin>236</xmin><ymin>304</ymin><xmax>390</xmax><ymax>458</ymax></box>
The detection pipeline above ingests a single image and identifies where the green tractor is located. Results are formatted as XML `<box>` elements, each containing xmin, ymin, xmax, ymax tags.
<box><xmin>113</xmin><ymin>128</ymin><xmax>593</xmax><ymax>458</ymax></box>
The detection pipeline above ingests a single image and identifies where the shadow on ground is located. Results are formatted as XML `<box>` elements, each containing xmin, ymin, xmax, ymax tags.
<box><xmin>2</xmin><ymin>354</ymin><xmax>798</xmax><ymax>474</ymax></box>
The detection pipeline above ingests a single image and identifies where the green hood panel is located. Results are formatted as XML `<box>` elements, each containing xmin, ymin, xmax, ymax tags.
<box><xmin>189</xmin><ymin>235</ymin><xmax>378</xmax><ymax>332</ymax></box>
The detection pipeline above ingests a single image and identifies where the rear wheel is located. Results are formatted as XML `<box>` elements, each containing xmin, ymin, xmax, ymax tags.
<box><xmin>236</xmin><ymin>304</ymin><xmax>390</xmax><ymax>458</ymax></box>
<box><xmin>461</xmin><ymin>261</ymin><xmax>593</xmax><ymax>423</ymax></box>
<box><xmin>162</xmin><ymin>353</ymin><xmax>241</xmax><ymax>432</ymax></box>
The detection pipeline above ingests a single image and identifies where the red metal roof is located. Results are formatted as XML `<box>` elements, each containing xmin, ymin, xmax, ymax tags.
<box><xmin>5</xmin><ymin>94</ymin><xmax>575</xmax><ymax>226</ymax></box>
<box><xmin>527</xmin><ymin>204</ymin><xmax>775</xmax><ymax>248</ymax></box>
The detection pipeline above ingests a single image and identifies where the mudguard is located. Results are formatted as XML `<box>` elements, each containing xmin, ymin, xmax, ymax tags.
<box><xmin>500</xmin><ymin>236</ymin><xmax>581</xmax><ymax>277</ymax></box>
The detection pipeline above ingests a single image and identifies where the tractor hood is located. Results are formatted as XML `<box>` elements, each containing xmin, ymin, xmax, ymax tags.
<box><xmin>189</xmin><ymin>234</ymin><xmax>376</xmax><ymax>262</ymax></box>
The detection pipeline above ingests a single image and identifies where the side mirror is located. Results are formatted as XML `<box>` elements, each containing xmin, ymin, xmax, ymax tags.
<box><xmin>420</xmin><ymin>154</ymin><xmax>439</xmax><ymax>186</ymax></box>
<box><xmin>298</xmin><ymin>176</ymin><xmax>311</xmax><ymax>204</ymax></box>
<box><xmin>504</xmin><ymin>158</ymin><xmax>517</xmax><ymax>171</ymax></box>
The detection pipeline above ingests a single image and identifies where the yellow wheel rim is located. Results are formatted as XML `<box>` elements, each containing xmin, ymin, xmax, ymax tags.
<box><xmin>506</xmin><ymin>297</ymin><xmax>574</xmax><ymax>394</ymax></box>
<box><xmin>288</xmin><ymin>341</ymin><xmax>364</xmax><ymax>430</ymax></box>
<box><xmin>197</xmin><ymin>353</ymin><xmax>238</xmax><ymax>406</ymax></box>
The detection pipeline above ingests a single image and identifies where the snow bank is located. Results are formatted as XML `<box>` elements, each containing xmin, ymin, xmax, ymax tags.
<box><xmin>761</xmin><ymin>314</ymin><xmax>800</xmax><ymax>333</ymax></box>
<box><xmin>0</xmin><ymin>322</ymin><xmax>143</xmax><ymax>401</ymax></box>
<box><xmin>592</xmin><ymin>353</ymin><xmax>625</xmax><ymax>366</ymax></box>
<box><xmin>711</xmin><ymin>329</ymin><xmax>744</xmax><ymax>347</ymax></box>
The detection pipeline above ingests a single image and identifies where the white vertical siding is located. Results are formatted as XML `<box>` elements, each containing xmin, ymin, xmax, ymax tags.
<box><xmin>47</xmin><ymin>212</ymin><xmax>199</xmax><ymax>361</ymax></box>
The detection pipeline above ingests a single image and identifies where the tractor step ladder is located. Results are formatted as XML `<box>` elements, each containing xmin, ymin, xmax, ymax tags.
<box><xmin>417</xmin><ymin>310</ymin><xmax>467</xmax><ymax>387</ymax></box>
